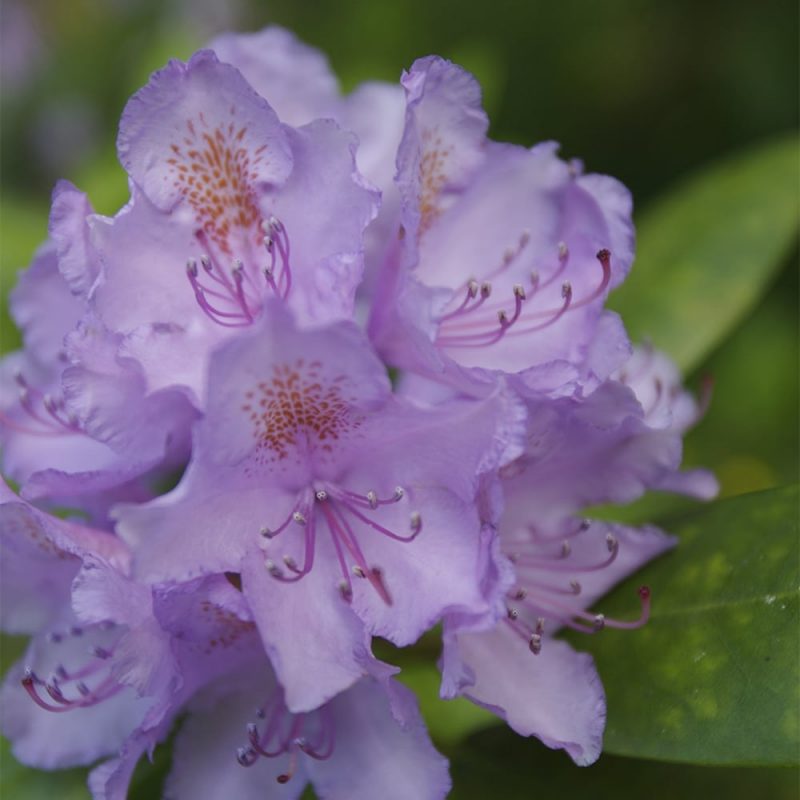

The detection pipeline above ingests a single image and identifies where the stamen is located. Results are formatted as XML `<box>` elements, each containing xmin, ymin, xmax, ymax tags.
<box><xmin>435</xmin><ymin>246</ymin><xmax>613</xmax><ymax>349</ymax></box>
<box><xmin>186</xmin><ymin>218</ymin><xmax>294</xmax><ymax>325</ymax></box>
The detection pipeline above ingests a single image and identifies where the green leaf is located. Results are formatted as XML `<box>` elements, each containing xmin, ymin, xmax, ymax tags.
<box><xmin>450</xmin><ymin>726</ymin><xmax>799</xmax><ymax>800</ymax></box>
<box><xmin>580</xmin><ymin>484</ymin><xmax>799</xmax><ymax>765</ymax></box>
<box><xmin>0</xmin><ymin>738</ymin><xmax>90</xmax><ymax>800</ymax></box>
<box><xmin>609</xmin><ymin>135</ymin><xmax>799</xmax><ymax>372</ymax></box>
<box><xmin>0</xmin><ymin>197</ymin><xmax>48</xmax><ymax>356</ymax></box>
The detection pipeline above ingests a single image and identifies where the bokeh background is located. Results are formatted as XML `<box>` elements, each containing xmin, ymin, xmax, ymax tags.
<box><xmin>1</xmin><ymin>0</ymin><xmax>797</xmax><ymax>797</ymax></box>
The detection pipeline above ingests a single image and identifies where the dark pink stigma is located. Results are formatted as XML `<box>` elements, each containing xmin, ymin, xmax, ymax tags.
<box><xmin>258</xmin><ymin>484</ymin><xmax>420</xmax><ymax>606</ymax></box>
<box><xmin>21</xmin><ymin>625</ymin><xmax>122</xmax><ymax>713</ymax></box>
<box><xmin>434</xmin><ymin>245</ymin><xmax>612</xmax><ymax>349</ymax></box>
<box><xmin>236</xmin><ymin>694</ymin><xmax>334</xmax><ymax>783</ymax></box>
<box><xmin>186</xmin><ymin>217</ymin><xmax>293</xmax><ymax>328</ymax></box>
<box><xmin>0</xmin><ymin>371</ymin><xmax>84</xmax><ymax>438</ymax></box>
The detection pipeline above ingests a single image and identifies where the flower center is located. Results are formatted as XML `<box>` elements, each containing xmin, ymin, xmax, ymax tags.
<box><xmin>21</xmin><ymin>623</ymin><xmax>124</xmax><ymax>712</ymax></box>
<box><xmin>259</xmin><ymin>483</ymin><xmax>422</xmax><ymax>605</ymax></box>
<box><xmin>185</xmin><ymin>216</ymin><xmax>293</xmax><ymax>328</ymax></box>
<box><xmin>502</xmin><ymin>519</ymin><xmax>650</xmax><ymax>654</ymax></box>
<box><xmin>236</xmin><ymin>691</ymin><xmax>335</xmax><ymax>783</ymax></box>
<box><xmin>433</xmin><ymin>245</ymin><xmax>611</xmax><ymax>350</ymax></box>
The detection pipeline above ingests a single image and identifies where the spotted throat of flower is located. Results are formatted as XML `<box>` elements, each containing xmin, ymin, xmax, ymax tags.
<box><xmin>243</xmin><ymin>359</ymin><xmax>421</xmax><ymax>606</ymax></box>
<box><xmin>166</xmin><ymin>113</ymin><xmax>292</xmax><ymax>328</ymax></box>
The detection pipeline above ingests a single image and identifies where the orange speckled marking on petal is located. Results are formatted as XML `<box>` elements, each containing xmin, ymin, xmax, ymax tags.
<box><xmin>242</xmin><ymin>360</ymin><xmax>363</xmax><ymax>466</ymax></box>
<box><xmin>418</xmin><ymin>128</ymin><xmax>452</xmax><ymax>238</ymax></box>
<box><xmin>167</xmin><ymin>108</ymin><xmax>267</xmax><ymax>254</ymax></box>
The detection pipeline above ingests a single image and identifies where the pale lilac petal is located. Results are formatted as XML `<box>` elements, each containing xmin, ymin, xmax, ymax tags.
<box><xmin>271</xmin><ymin>119</ymin><xmax>380</xmax><ymax>325</ymax></box>
<box><xmin>49</xmin><ymin>179</ymin><xmax>102</xmax><ymax>298</ymax></box>
<box><xmin>0</xmin><ymin>482</ymin><xmax>128</xmax><ymax>634</ymax></box>
<box><xmin>119</xmin><ymin>471</ymin><xmax>277</xmax><ymax>583</ymax></box>
<box><xmin>442</xmin><ymin>624</ymin><xmax>605</xmax><ymax>765</ymax></box>
<box><xmin>503</xmin><ymin>381</ymin><xmax>683</xmax><ymax>528</ymax></box>
<box><xmin>61</xmin><ymin>315</ymin><xmax>197</xmax><ymax>461</ymax></box>
<box><xmin>307</xmin><ymin>678</ymin><xmax>450</xmax><ymax>800</ymax></box>
<box><xmin>189</xmin><ymin>302</ymin><xmax>390</xmax><ymax>479</ymax></box>
<box><xmin>118</xmin><ymin>49</ymin><xmax>292</xmax><ymax>215</ymax></box>
<box><xmin>209</xmin><ymin>27</ymin><xmax>339</xmax><ymax>126</ymax></box>
<box><xmin>396</xmin><ymin>56</ymin><xmax>489</xmax><ymax>251</ymax></box>
<box><xmin>241</xmin><ymin>534</ymin><xmax>373</xmax><ymax>713</ymax></box>
<box><xmin>9</xmin><ymin>243</ymin><xmax>82</xmax><ymax>368</ymax></box>
<box><xmin>0</xmin><ymin>494</ymin><xmax>82</xmax><ymax>634</ymax></box>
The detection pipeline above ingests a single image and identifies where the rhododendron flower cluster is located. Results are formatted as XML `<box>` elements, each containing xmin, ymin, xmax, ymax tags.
<box><xmin>0</xmin><ymin>26</ymin><xmax>716</xmax><ymax>800</ymax></box>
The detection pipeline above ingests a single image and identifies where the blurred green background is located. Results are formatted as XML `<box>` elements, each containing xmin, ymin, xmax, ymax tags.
<box><xmin>1</xmin><ymin>0</ymin><xmax>797</xmax><ymax>797</ymax></box>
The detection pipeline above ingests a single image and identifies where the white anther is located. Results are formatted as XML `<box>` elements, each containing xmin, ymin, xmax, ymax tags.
<box><xmin>513</xmin><ymin>284</ymin><xmax>526</xmax><ymax>300</ymax></box>
<box><xmin>529</xmin><ymin>633</ymin><xmax>542</xmax><ymax>654</ymax></box>
<box><xmin>558</xmin><ymin>241</ymin><xmax>568</xmax><ymax>259</ymax></box>
<box><xmin>264</xmin><ymin>559</ymin><xmax>282</xmax><ymax>576</ymax></box>
<box><xmin>259</xmin><ymin>526</ymin><xmax>273</xmax><ymax>539</ymax></box>
<box><xmin>560</xmin><ymin>541</ymin><xmax>571</xmax><ymax>558</ymax></box>
<box><xmin>200</xmin><ymin>254</ymin><xmax>212</xmax><ymax>272</ymax></box>
<box><xmin>366</xmin><ymin>491</ymin><xmax>378</xmax><ymax>509</ymax></box>
<box><xmin>352</xmin><ymin>565</ymin><xmax>367</xmax><ymax>578</ymax></box>
<box><xmin>561</xmin><ymin>281</ymin><xmax>572</xmax><ymax>299</ymax></box>
<box><xmin>410</xmin><ymin>511</ymin><xmax>422</xmax><ymax>531</ymax></box>
<box><xmin>480</xmin><ymin>281</ymin><xmax>492</xmax><ymax>298</ymax></box>
<box><xmin>535</xmin><ymin>617</ymin><xmax>546</xmax><ymax>635</ymax></box>
<box><xmin>507</xmin><ymin>607</ymin><xmax>519</xmax><ymax>620</ymax></box>
<box><xmin>467</xmin><ymin>280</ymin><xmax>479</xmax><ymax>298</ymax></box>
<box><xmin>497</xmin><ymin>310</ymin><xmax>509</xmax><ymax>326</ymax></box>
<box><xmin>393</xmin><ymin>486</ymin><xmax>405</xmax><ymax>500</ymax></box>
<box><xmin>606</xmin><ymin>533</ymin><xmax>618</xmax><ymax>553</ymax></box>
<box><xmin>593</xmin><ymin>614</ymin><xmax>606</xmax><ymax>631</ymax></box>
<box><xmin>315</xmin><ymin>490</ymin><xmax>328</xmax><ymax>502</ymax></box>
<box><xmin>283</xmin><ymin>555</ymin><xmax>297</xmax><ymax>570</ymax></box>
<box><xmin>292</xmin><ymin>511</ymin><xmax>306</xmax><ymax>526</ymax></box>
<box><xmin>186</xmin><ymin>258</ymin><xmax>198</xmax><ymax>276</ymax></box>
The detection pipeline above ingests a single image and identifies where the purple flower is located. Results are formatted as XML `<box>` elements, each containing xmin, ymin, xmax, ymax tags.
<box><xmin>0</xmin><ymin>486</ymin><xmax>450</xmax><ymax>799</ymax></box>
<box><xmin>369</xmin><ymin>57</ymin><xmax>634</xmax><ymax>398</ymax></box>
<box><xmin>162</xmin><ymin>665</ymin><xmax>450</xmax><ymax>800</ymax></box>
<box><xmin>206</xmin><ymin>26</ymin><xmax>406</xmax><ymax>306</ymax></box>
<box><xmin>0</xmin><ymin>184</ymin><xmax>197</xmax><ymax>519</ymax></box>
<box><xmin>85</xmin><ymin>49</ymin><xmax>378</xmax><ymax>403</ymax></box>
<box><xmin>116</xmin><ymin>302</ymin><xmax>523</xmax><ymax>710</ymax></box>
<box><xmin>0</xmin><ymin>26</ymin><xmax>719</xmax><ymax>798</ymax></box>
<box><xmin>439</xmin><ymin>367</ymin><xmax>716</xmax><ymax>763</ymax></box>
